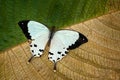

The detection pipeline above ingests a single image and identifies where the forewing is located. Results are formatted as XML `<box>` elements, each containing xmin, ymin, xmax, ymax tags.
<box><xmin>48</xmin><ymin>30</ymin><xmax>88</xmax><ymax>63</ymax></box>
<box><xmin>18</xmin><ymin>20</ymin><xmax>49</xmax><ymax>39</ymax></box>
<box><xmin>18</xmin><ymin>20</ymin><xmax>50</xmax><ymax>57</ymax></box>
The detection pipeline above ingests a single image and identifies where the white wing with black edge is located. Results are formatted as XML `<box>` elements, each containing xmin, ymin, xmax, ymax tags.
<box><xmin>18</xmin><ymin>20</ymin><xmax>50</xmax><ymax>57</ymax></box>
<box><xmin>18</xmin><ymin>20</ymin><xmax>49</xmax><ymax>40</ymax></box>
<box><xmin>48</xmin><ymin>30</ymin><xmax>88</xmax><ymax>63</ymax></box>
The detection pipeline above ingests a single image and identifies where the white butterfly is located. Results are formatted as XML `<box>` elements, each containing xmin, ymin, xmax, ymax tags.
<box><xmin>18</xmin><ymin>20</ymin><xmax>88</xmax><ymax>72</ymax></box>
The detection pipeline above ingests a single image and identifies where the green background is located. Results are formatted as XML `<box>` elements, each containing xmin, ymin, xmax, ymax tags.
<box><xmin>0</xmin><ymin>0</ymin><xmax>119</xmax><ymax>51</ymax></box>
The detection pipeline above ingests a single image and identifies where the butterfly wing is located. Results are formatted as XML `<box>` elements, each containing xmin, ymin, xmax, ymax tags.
<box><xmin>48</xmin><ymin>30</ymin><xmax>88</xmax><ymax>63</ymax></box>
<box><xmin>18</xmin><ymin>20</ymin><xmax>50</xmax><ymax>57</ymax></box>
<box><xmin>18</xmin><ymin>20</ymin><xmax>49</xmax><ymax>40</ymax></box>
<box><xmin>29</xmin><ymin>34</ymin><xmax>49</xmax><ymax>57</ymax></box>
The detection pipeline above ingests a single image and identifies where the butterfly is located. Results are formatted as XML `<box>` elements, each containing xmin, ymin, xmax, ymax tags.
<box><xmin>18</xmin><ymin>20</ymin><xmax>88</xmax><ymax>72</ymax></box>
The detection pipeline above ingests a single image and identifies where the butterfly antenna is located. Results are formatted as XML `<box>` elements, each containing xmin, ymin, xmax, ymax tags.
<box><xmin>28</xmin><ymin>55</ymin><xmax>35</xmax><ymax>62</ymax></box>
<box><xmin>53</xmin><ymin>62</ymin><xmax>57</xmax><ymax>72</ymax></box>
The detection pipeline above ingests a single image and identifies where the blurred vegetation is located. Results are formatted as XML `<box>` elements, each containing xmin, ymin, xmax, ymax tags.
<box><xmin>0</xmin><ymin>0</ymin><xmax>119</xmax><ymax>51</ymax></box>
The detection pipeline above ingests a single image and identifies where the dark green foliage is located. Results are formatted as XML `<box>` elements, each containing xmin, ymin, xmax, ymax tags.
<box><xmin>0</xmin><ymin>0</ymin><xmax>109</xmax><ymax>51</ymax></box>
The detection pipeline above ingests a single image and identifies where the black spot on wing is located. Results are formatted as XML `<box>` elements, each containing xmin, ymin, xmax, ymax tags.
<box><xmin>53</xmin><ymin>60</ymin><xmax>56</xmax><ymax>63</ymax></box>
<box><xmin>31</xmin><ymin>50</ymin><xmax>34</xmax><ymax>53</ymax></box>
<box><xmin>30</xmin><ymin>45</ymin><xmax>32</xmax><ymax>47</ymax></box>
<box><xmin>68</xmin><ymin>33</ymin><xmax>88</xmax><ymax>50</ymax></box>
<box><xmin>65</xmin><ymin>51</ymin><xmax>68</xmax><ymax>54</ymax></box>
<box><xmin>48</xmin><ymin>57</ymin><xmax>52</xmax><ymax>60</ymax></box>
<box><xmin>62</xmin><ymin>54</ymin><xmax>65</xmax><ymax>56</ymax></box>
<box><xmin>50</xmin><ymin>57</ymin><xmax>52</xmax><ymax>59</ymax></box>
<box><xmin>49</xmin><ymin>52</ymin><xmax>54</xmax><ymax>55</ymax></box>
<box><xmin>57</xmin><ymin>58</ymin><xmax>60</xmax><ymax>60</ymax></box>
<box><xmin>38</xmin><ymin>53</ymin><xmax>41</xmax><ymax>57</ymax></box>
<box><xmin>39</xmin><ymin>49</ymin><xmax>44</xmax><ymax>52</ymax></box>
<box><xmin>18</xmin><ymin>20</ymin><xmax>31</xmax><ymax>39</ymax></box>
<box><xmin>58</xmin><ymin>52</ymin><xmax>61</xmax><ymax>54</ymax></box>
<box><xmin>34</xmin><ymin>44</ymin><xmax>37</xmax><ymax>47</ymax></box>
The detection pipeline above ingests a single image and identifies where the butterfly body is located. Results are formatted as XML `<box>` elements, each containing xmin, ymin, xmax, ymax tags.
<box><xmin>48</xmin><ymin>26</ymin><xmax>56</xmax><ymax>46</ymax></box>
<box><xmin>18</xmin><ymin>20</ymin><xmax>88</xmax><ymax>71</ymax></box>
